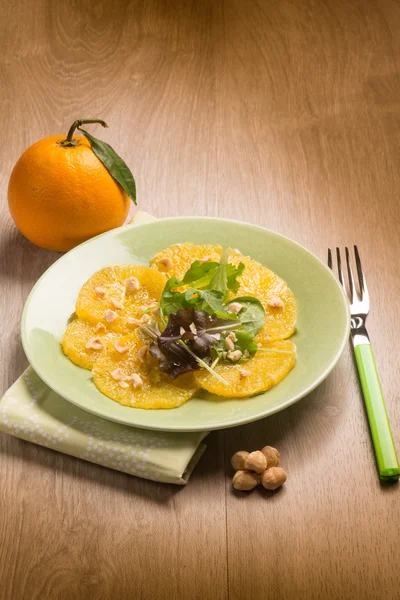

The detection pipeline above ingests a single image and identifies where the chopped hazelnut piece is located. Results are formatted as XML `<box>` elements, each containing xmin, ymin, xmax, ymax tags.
<box><xmin>104</xmin><ymin>309</ymin><xmax>118</xmax><ymax>323</ymax></box>
<box><xmin>110</xmin><ymin>297</ymin><xmax>123</xmax><ymax>310</ymax></box>
<box><xmin>257</xmin><ymin>342</ymin><xmax>262</xmax><ymax>348</ymax></box>
<box><xmin>189</xmin><ymin>322</ymin><xmax>197</xmax><ymax>334</ymax></box>
<box><xmin>126</xmin><ymin>276</ymin><xmax>140</xmax><ymax>292</ymax></box>
<box><xmin>225</xmin><ymin>335</ymin><xmax>235</xmax><ymax>351</ymax></box>
<box><xmin>199</xmin><ymin>255</ymin><xmax>212</xmax><ymax>263</ymax></box>
<box><xmin>127</xmin><ymin>373</ymin><xmax>143</xmax><ymax>388</ymax></box>
<box><xmin>158</xmin><ymin>257</ymin><xmax>173</xmax><ymax>271</ymax></box>
<box><xmin>268</xmin><ymin>297</ymin><xmax>284</xmax><ymax>309</ymax></box>
<box><xmin>95</xmin><ymin>286</ymin><xmax>106</xmax><ymax>298</ymax></box>
<box><xmin>227</xmin><ymin>350</ymin><xmax>242</xmax><ymax>362</ymax></box>
<box><xmin>180</xmin><ymin>327</ymin><xmax>186</xmax><ymax>335</ymax></box>
<box><xmin>227</xmin><ymin>302</ymin><xmax>243</xmax><ymax>314</ymax></box>
<box><xmin>239</xmin><ymin>369</ymin><xmax>250</xmax><ymax>378</ymax></box>
<box><xmin>85</xmin><ymin>337</ymin><xmax>104</xmax><ymax>351</ymax></box>
<box><xmin>127</xmin><ymin>316</ymin><xmax>141</xmax><ymax>327</ymax></box>
<box><xmin>119</xmin><ymin>381</ymin><xmax>130</xmax><ymax>389</ymax></box>
<box><xmin>141</xmin><ymin>313</ymin><xmax>151</xmax><ymax>323</ymax></box>
<box><xmin>95</xmin><ymin>322</ymin><xmax>106</xmax><ymax>333</ymax></box>
<box><xmin>111</xmin><ymin>368</ymin><xmax>127</xmax><ymax>381</ymax></box>
<box><xmin>114</xmin><ymin>340</ymin><xmax>130</xmax><ymax>354</ymax></box>
<box><xmin>137</xmin><ymin>345</ymin><xmax>149</xmax><ymax>363</ymax></box>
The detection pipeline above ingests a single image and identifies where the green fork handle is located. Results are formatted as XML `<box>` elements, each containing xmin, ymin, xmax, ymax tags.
<box><xmin>354</xmin><ymin>343</ymin><xmax>400</xmax><ymax>481</ymax></box>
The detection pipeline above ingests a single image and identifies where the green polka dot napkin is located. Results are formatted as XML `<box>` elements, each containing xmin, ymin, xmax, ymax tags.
<box><xmin>0</xmin><ymin>212</ymin><xmax>208</xmax><ymax>485</ymax></box>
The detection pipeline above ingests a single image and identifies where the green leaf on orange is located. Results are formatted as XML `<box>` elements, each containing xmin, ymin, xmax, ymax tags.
<box><xmin>78</xmin><ymin>127</ymin><xmax>137</xmax><ymax>204</ymax></box>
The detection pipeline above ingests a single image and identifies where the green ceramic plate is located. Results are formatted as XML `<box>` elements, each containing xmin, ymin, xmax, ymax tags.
<box><xmin>21</xmin><ymin>217</ymin><xmax>350</xmax><ymax>432</ymax></box>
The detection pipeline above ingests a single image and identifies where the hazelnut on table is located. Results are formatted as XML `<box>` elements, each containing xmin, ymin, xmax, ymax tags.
<box><xmin>261</xmin><ymin>446</ymin><xmax>280</xmax><ymax>468</ymax></box>
<box><xmin>244</xmin><ymin>450</ymin><xmax>267</xmax><ymax>473</ymax></box>
<box><xmin>231</xmin><ymin>450</ymin><xmax>249</xmax><ymax>471</ymax></box>
<box><xmin>261</xmin><ymin>467</ymin><xmax>287</xmax><ymax>491</ymax></box>
<box><xmin>232</xmin><ymin>470</ymin><xmax>259</xmax><ymax>491</ymax></box>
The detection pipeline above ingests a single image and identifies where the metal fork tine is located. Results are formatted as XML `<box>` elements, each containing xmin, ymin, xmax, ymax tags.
<box><xmin>336</xmin><ymin>248</ymin><xmax>347</xmax><ymax>296</ymax></box>
<box><xmin>345</xmin><ymin>247</ymin><xmax>357</xmax><ymax>304</ymax></box>
<box><xmin>328</xmin><ymin>248</ymin><xmax>333</xmax><ymax>269</ymax></box>
<box><xmin>354</xmin><ymin>245</ymin><xmax>370</xmax><ymax>304</ymax></box>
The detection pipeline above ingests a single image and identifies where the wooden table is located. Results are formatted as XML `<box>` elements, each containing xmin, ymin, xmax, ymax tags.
<box><xmin>1</xmin><ymin>1</ymin><xmax>399</xmax><ymax>598</ymax></box>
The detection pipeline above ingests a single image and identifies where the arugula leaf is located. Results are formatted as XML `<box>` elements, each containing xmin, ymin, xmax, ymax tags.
<box><xmin>159</xmin><ymin>276</ymin><xmax>186</xmax><ymax>318</ymax></box>
<box><xmin>234</xmin><ymin>330</ymin><xmax>258</xmax><ymax>357</ymax></box>
<box><xmin>160</xmin><ymin>249</ymin><xmax>247</xmax><ymax>320</ymax></box>
<box><xmin>196</xmin><ymin>290</ymin><xmax>231</xmax><ymax>317</ymax></box>
<box><xmin>161</xmin><ymin>282</ymin><xmax>236</xmax><ymax>320</ymax></box>
<box><xmin>208</xmin><ymin>248</ymin><xmax>229</xmax><ymax>294</ymax></box>
<box><xmin>226</xmin><ymin>262</ymin><xmax>245</xmax><ymax>294</ymax></box>
<box><xmin>226</xmin><ymin>296</ymin><xmax>265</xmax><ymax>337</ymax></box>
<box><xmin>181</xmin><ymin>260</ymin><xmax>219</xmax><ymax>288</ymax></box>
<box><xmin>208</xmin><ymin>249</ymin><xmax>245</xmax><ymax>298</ymax></box>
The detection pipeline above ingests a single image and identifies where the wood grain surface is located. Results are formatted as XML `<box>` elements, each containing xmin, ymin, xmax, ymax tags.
<box><xmin>1</xmin><ymin>1</ymin><xmax>399</xmax><ymax>599</ymax></box>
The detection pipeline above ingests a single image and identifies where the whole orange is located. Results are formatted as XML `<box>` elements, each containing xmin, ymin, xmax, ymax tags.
<box><xmin>8</xmin><ymin>135</ymin><xmax>130</xmax><ymax>252</ymax></box>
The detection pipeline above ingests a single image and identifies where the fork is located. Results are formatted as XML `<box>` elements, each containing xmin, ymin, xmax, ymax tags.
<box><xmin>328</xmin><ymin>246</ymin><xmax>400</xmax><ymax>482</ymax></box>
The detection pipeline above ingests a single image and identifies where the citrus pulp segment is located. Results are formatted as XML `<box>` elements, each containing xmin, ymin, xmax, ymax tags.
<box><xmin>92</xmin><ymin>333</ymin><xmax>198</xmax><ymax>409</ymax></box>
<box><xmin>194</xmin><ymin>340</ymin><xmax>296</xmax><ymax>398</ymax></box>
<box><xmin>76</xmin><ymin>265</ymin><xmax>166</xmax><ymax>333</ymax></box>
<box><xmin>62</xmin><ymin>319</ymin><xmax>116</xmax><ymax>369</ymax></box>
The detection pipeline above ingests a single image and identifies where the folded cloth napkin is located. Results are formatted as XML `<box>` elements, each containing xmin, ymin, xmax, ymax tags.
<box><xmin>0</xmin><ymin>212</ymin><xmax>208</xmax><ymax>485</ymax></box>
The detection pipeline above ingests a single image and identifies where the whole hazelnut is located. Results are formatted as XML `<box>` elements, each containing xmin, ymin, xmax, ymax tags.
<box><xmin>260</xmin><ymin>446</ymin><xmax>280</xmax><ymax>468</ymax></box>
<box><xmin>231</xmin><ymin>450</ymin><xmax>250</xmax><ymax>471</ymax></box>
<box><xmin>244</xmin><ymin>450</ymin><xmax>267</xmax><ymax>474</ymax></box>
<box><xmin>261</xmin><ymin>467</ymin><xmax>287</xmax><ymax>490</ymax></box>
<box><xmin>232</xmin><ymin>470</ymin><xmax>259</xmax><ymax>491</ymax></box>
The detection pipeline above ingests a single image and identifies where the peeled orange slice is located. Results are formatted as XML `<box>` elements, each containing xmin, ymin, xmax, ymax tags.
<box><xmin>194</xmin><ymin>340</ymin><xmax>296</xmax><ymax>398</ymax></box>
<box><xmin>229</xmin><ymin>251</ymin><xmax>297</xmax><ymax>341</ymax></box>
<box><xmin>76</xmin><ymin>265</ymin><xmax>166</xmax><ymax>333</ymax></box>
<box><xmin>150</xmin><ymin>243</ymin><xmax>223</xmax><ymax>278</ymax></box>
<box><xmin>62</xmin><ymin>319</ymin><xmax>117</xmax><ymax>369</ymax></box>
<box><xmin>92</xmin><ymin>333</ymin><xmax>198</xmax><ymax>409</ymax></box>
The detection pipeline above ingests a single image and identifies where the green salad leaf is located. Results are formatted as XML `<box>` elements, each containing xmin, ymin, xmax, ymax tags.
<box><xmin>208</xmin><ymin>249</ymin><xmax>245</xmax><ymax>298</ymax></box>
<box><xmin>234</xmin><ymin>330</ymin><xmax>259</xmax><ymax>357</ymax></box>
<box><xmin>226</xmin><ymin>263</ymin><xmax>245</xmax><ymax>294</ymax></box>
<box><xmin>226</xmin><ymin>296</ymin><xmax>265</xmax><ymax>337</ymax></box>
<box><xmin>180</xmin><ymin>260</ymin><xmax>219</xmax><ymax>288</ymax></box>
<box><xmin>159</xmin><ymin>249</ymin><xmax>245</xmax><ymax>319</ymax></box>
<box><xmin>159</xmin><ymin>276</ymin><xmax>186</xmax><ymax>317</ymax></box>
<box><xmin>156</xmin><ymin>249</ymin><xmax>266</xmax><ymax>375</ymax></box>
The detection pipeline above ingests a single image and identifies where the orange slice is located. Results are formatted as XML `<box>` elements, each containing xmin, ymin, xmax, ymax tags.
<box><xmin>229</xmin><ymin>251</ymin><xmax>297</xmax><ymax>341</ymax></box>
<box><xmin>62</xmin><ymin>319</ymin><xmax>117</xmax><ymax>370</ymax></box>
<box><xmin>194</xmin><ymin>340</ymin><xmax>296</xmax><ymax>398</ymax></box>
<box><xmin>76</xmin><ymin>265</ymin><xmax>166</xmax><ymax>333</ymax></box>
<box><xmin>150</xmin><ymin>243</ymin><xmax>223</xmax><ymax>278</ymax></box>
<box><xmin>92</xmin><ymin>333</ymin><xmax>198</xmax><ymax>409</ymax></box>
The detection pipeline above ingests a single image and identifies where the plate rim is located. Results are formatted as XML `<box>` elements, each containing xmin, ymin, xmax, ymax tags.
<box><xmin>21</xmin><ymin>216</ymin><xmax>351</xmax><ymax>432</ymax></box>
